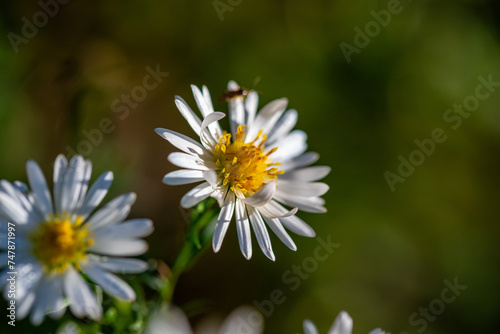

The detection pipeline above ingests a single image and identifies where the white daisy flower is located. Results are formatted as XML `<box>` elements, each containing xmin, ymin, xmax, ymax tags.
<box><xmin>304</xmin><ymin>311</ymin><xmax>386</xmax><ymax>334</ymax></box>
<box><xmin>0</xmin><ymin>155</ymin><xmax>153</xmax><ymax>325</ymax></box>
<box><xmin>145</xmin><ymin>305</ymin><xmax>263</xmax><ymax>334</ymax></box>
<box><xmin>155</xmin><ymin>81</ymin><xmax>330</xmax><ymax>260</ymax></box>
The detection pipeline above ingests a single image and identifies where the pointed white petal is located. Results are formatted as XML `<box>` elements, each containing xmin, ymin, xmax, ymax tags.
<box><xmin>175</xmin><ymin>96</ymin><xmax>202</xmax><ymax>135</ymax></box>
<box><xmin>229</xmin><ymin>96</ymin><xmax>245</xmax><ymax>137</ymax></box>
<box><xmin>244</xmin><ymin>90</ymin><xmax>259</xmax><ymax>127</ymax></box>
<box><xmin>87</xmin><ymin>255</ymin><xmax>148</xmax><ymax>274</ymax></box>
<box><xmin>257</xmin><ymin>200</ymin><xmax>298</xmax><ymax>219</ymax></box>
<box><xmin>53</xmin><ymin>154</ymin><xmax>68</xmax><ymax>214</ymax></box>
<box><xmin>74</xmin><ymin>160</ymin><xmax>93</xmax><ymax>212</ymax></box>
<box><xmin>89</xmin><ymin>238</ymin><xmax>148</xmax><ymax>256</ymax></box>
<box><xmin>163</xmin><ymin>170</ymin><xmax>205</xmax><ymax>185</ymax></box>
<box><xmin>248</xmin><ymin>206</ymin><xmax>275</xmax><ymax>261</ymax></box>
<box><xmin>200</xmin><ymin>112</ymin><xmax>225</xmax><ymax>148</ymax></box>
<box><xmin>202</xmin><ymin>85</ymin><xmax>215</xmax><ymax>113</ymax></box>
<box><xmin>274</xmin><ymin>192</ymin><xmax>326</xmax><ymax>213</ymax></box>
<box><xmin>270</xmin><ymin>130</ymin><xmax>307</xmax><ymax>161</ymax></box>
<box><xmin>267</xmin><ymin>109</ymin><xmax>298</xmax><ymax>144</ymax></box>
<box><xmin>279</xmin><ymin>166</ymin><xmax>331</xmax><ymax>181</ymax></box>
<box><xmin>263</xmin><ymin>216</ymin><xmax>297</xmax><ymax>251</ymax></box>
<box><xmin>280</xmin><ymin>214</ymin><xmax>316</xmax><ymax>237</ymax></box>
<box><xmin>0</xmin><ymin>191</ymin><xmax>30</xmax><ymax>224</ymax></box>
<box><xmin>60</xmin><ymin>155</ymin><xmax>86</xmax><ymax>215</ymax></box>
<box><xmin>277</xmin><ymin>180</ymin><xmax>329</xmax><ymax>197</ymax></box>
<box><xmin>168</xmin><ymin>152</ymin><xmax>208</xmax><ymax>170</ymax></box>
<box><xmin>77</xmin><ymin>171</ymin><xmax>114</xmax><ymax>219</ymax></box>
<box><xmin>63</xmin><ymin>267</ymin><xmax>101</xmax><ymax>320</ymax></box>
<box><xmin>180</xmin><ymin>182</ymin><xmax>215</xmax><ymax>209</ymax></box>
<box><xmin>235</xmin><ymin>199</ymin><xmax>252</xmax><ymax>259</ymax></box>
<box><xmin>191</xmin><ymin>84</ymin><xmax>213</xmax><ymax>117</ymax></box>
<box><xmin>155</xmin><ymin>128</ymin><xmax>207</xmax><ymax>156</ymax></box>
<box><xmin>212</xmin><ymin>192</ymin><xmax>235</xmax><ymax>252</ymax></box>
<box><xmin>82</xmin><ymin>263</ymin><xmax>136</xmax><ymax>301</ymax></box>
<box><xmin>241</xmin><ymin>181</ymin><xmax>276</xmax><ymax>207</ymax></box>
<box><xmin>328</xmin><ymin>311</ymin><xmax>353</xmax><ymax>334</ymax></box>
<box><xmin>247</xmin><ymin>98</ymin><xmax>288</xmax><ymax>141</ymax></box>
<box><xmin>93</xmin><ymin>219</ymin><xmax>153</xmax><ymax>239</ymax></box>
<box><xmin>86</xmin><ymin>193</ymin><xmax>136</xmax><ymax>231</ymax></box>
<box><xmin>280</xmin><ymin>152</ymin><xmax>320</xmax><ymax>170</ymax></box>
<box><xmin>26</xmin><ymin>159</ymin><xmax>53</xmax><ymax>218</ymax></box>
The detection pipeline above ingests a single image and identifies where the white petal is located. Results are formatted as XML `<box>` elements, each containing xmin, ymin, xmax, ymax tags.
<box><xmin>280</xmin><ymin>152</ymin><xmax>319</xmax><ymax>170</ymax></box>
<box><xmin>0</xmin><ymin>191</ymin><xmax>30</xmax><ymax>224</ymax></box>
<box><xmin>26</xmin><ymin>159</ymin><xmax>53</xmax><ymax>218</ymax></box>
<box><xmin>257</xmin><ymin>200</ymin><xmax>298</xmax><ymax>219</ymax></box>
<box><xmin>0</xmin><ymin>181</ymin><xmax>40</xmax><ymax>226</ymax></box>
<box><xmin>89</xmin><ymin>238</ymin><xmax>148</xmax><ymax>256</ymax></box>
<box><xmin>163</xmin><ymin>170</ymin><xmax>205</xmax><ymax>185</ymax></box>
<box><xmin>168</xmin><ymin>152</ymin><xmax>208</xmax><ymax>170</ymax></box>
<box><xmin>202</xmin><ymin>85</ymin><xmax>215</xmax><ymax>114</ymax></box>
<box><xmin>274</xmin><ymin>192</ymin><xmax>326</xmax><ymax>213</ymax></box>
<box><xmin>77</xmin><ymin>171</ymin><xmax>114</xmax><ymax>219</ymax></box>
<box><xmin>155</xmin><ymin>128</ymin><xmax>207</xmax><ymax>156</ymax></box>
<box><xmin>369</xmin><ymin>330</ymin><xmax>386</xmax><ymax>334</ymax></box>
<box><xmin>87</xmin><ymin>255</ymin><xmax>148</xmax><ymax>274</ymax></box>
<box><xmin>93</xmin><ymin>219</ymin><xmax>153</xmax><ymax>239</ymax></box>
<box><xmin>203</xmin><ymin>169</ymin><xmax>219</xmax><ymax>187</ymax></box>
<box><xmin>53</xmin><ymin>154</ymin><xmax>68</xmax><ymax>214</ymax></box>
<box><xmin>235</xmin><ymin>199</ymin><xmax>252</xmax><ymax>259</ymax></box>
<box><xmin>247</xmin><ymin>98</ymin><xmax>288</xmax><ymax>141</ymax></box>
<box><xmin>200</xmin><ymin>112</ymin><xmax>225</xmax><ymax>149</ymax></box>
<box><xmin>60</xmin><ymin>155</ymin><xmax>86</xmax><ymax>215</ymax></box>
<box><xmin>241</xmin><ymin>181</ymin><xmax>276</xmax><ymax>207</ymax></box>
<box><xmin>263</xmin><ymin>217</ymin><xmax>297</xmax><ymax>251</ymax></box>
<box><xmin>17</xmin><ymin>290</ymin><xmax>36</xmax><ymax>320</ymax></box>
<box><xmin>212</xmin><ymin>192</ymin><xmax>235</xmax><ymax>253</ymax></box>
<box><xmin>145</xmin><ymin>306</ymin><xmax>194</xmax><ymax>334</ymax></box>
<box><xmin>279</xmin><ymin>166</ymin><xmax>331</xmax><ymax>182</ymax></box>
<box><xmin>74</xmin><ymin>160</ymin><xmax>93</xmax><ymax>212</ymax></box>
<box><xmin>244</xmin><ymin>90</ymin><xmax>259</xmax><ymax>127</ymax></box>
<box><xmin>63</xmin><ymin>267</ymin><xmax>101</xmax><ymax>320</ymax></box>
<box><xmin>280</xmin><ymin>215</ymin><xmax>316</xmax><ymax>237</ymax></box>
<box><xmin>328</xmin><ymin>311</ymin><xmax>353</xmax><ymax>334</ymax></box>
<box><xmin>191</xmin><ymin>84</ymin><xmax>213</xmax><ymax>117</ymax></box>
<box><xmin>267</xmin><ymin>109</ymin><xmax>298</xmax><ymax>144</ymax></box>
<box><xmin>86</xmin><ymin>193</ymin><xmax>136</xmax><ymax>231</ymax></box>
<box><xmin>248</xmin><ymin>206</ymin><xmax>275</xmax><ymax>261</ymax></box>
<box><xmin>227</xmin><ymin>80</ymin><xmax>239</xmax><ymax>91</ymax></box>
<box><xmin>229</xmin><ymin>96</ymin><xmax>245</xmax><ymax>137</ymax></box>
<box><xmin>270</xmin><ymin>130</ymin><xmax>307</xmax><ymax>161</ymax></box>
<box><xmin>180</xmin><ymin>182</ymin><xmax>215</xmax><ymax>209</ymax></box>
<box><xmin>277</xmin><ymin>180</ymin><xmax>329</xmax><ymax>197</ymax></box>
<box><xmin>12</xmin><ymin>261</ymin><xmax>43</xmax><ymax>301</ymax></box>
<box><xmin>82</xmin><ymin>263</ymin><xmax>135</xmax><ymax>301</ymax></box>
<box><xmin>304</xmin><ymin>320</ymin><xmax>319</xmax><ymax>334</ymax></box>
<box><xmin>175</xmin><ymin>96</ymin><xmax>202</xmax><ymax>135</ymax></box>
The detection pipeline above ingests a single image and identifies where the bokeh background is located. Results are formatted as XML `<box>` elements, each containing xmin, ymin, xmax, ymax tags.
<box><xmin>1</xmin><ymin>0</ymin><xmax>500</xmax><ymax>333</ymax></box>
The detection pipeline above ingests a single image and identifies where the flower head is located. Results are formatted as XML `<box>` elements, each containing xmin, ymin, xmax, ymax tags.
<box><xmin>0</xmin><ymin>155</ymin><xmax>153</xmax><ymax>324</ymax></box>
<box><xmin>304</xmin><ymin>311</ymin><xmax>386</xmax><ymax>334</ymax></box>
<box><xmin>156</xmin><ymin>81</ymin><xmax>330</xmax><ymax>260</ymax></box>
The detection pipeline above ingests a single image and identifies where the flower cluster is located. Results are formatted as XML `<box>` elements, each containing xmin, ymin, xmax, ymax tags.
<box><xmin>0</xmin><ymin>81</ymin><xmax>387</xmax><ymax>333</ymax></box>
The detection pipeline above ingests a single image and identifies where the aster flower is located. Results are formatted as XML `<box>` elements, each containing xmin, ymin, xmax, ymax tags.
<box><xmin>145</xmin><ymin>305</ymin><xmax>263</xmax><ymax>334</ymax></box>
<box><xmin>0</xmin><ymin>155</ymin><xmax>153</xmax><ymax>325</ymax></box>
<box><xmin>155</xmin><ymin>81</ymin><xmax>330</xmax><ymax>260</ymax></box>
<box><xmin>304</xmin><ymin>311</ymin><xmax>386</xmax><ymax>334</ymax></box>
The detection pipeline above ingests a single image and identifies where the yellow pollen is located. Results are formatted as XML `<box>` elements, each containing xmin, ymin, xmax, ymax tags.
<box><xmin>30</xmin><ymin>214</ymin><xmax>93</xmax><ymax>273</ymax></box>
<box><xmin>213</xmin><ymin>126</ymin><xmax>283</xmax><ymax>195</ymax></box>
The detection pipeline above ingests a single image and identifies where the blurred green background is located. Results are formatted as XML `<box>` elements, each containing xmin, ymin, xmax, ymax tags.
<box><xmin>1</xmin><ymin>0</ymin><xmax>500</xmax><ymax>333</ymax></box>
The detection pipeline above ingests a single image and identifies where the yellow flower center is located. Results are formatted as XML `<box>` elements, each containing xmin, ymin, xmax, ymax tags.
<box><xmin>30</xmin><ymin>215</ymin><xmax>93</xmax><ymax>273</ymax></box>
<box><xmin>213</xmin><ymin>125</ymin><xmax>284</xmax><ymax>195</ymax></box>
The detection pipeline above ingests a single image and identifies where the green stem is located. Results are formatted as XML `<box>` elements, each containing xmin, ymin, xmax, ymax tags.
<box><xmin>159</xmin><ymin>198</ymin><xmax>218</xmax><ymax>303</ymax></box>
